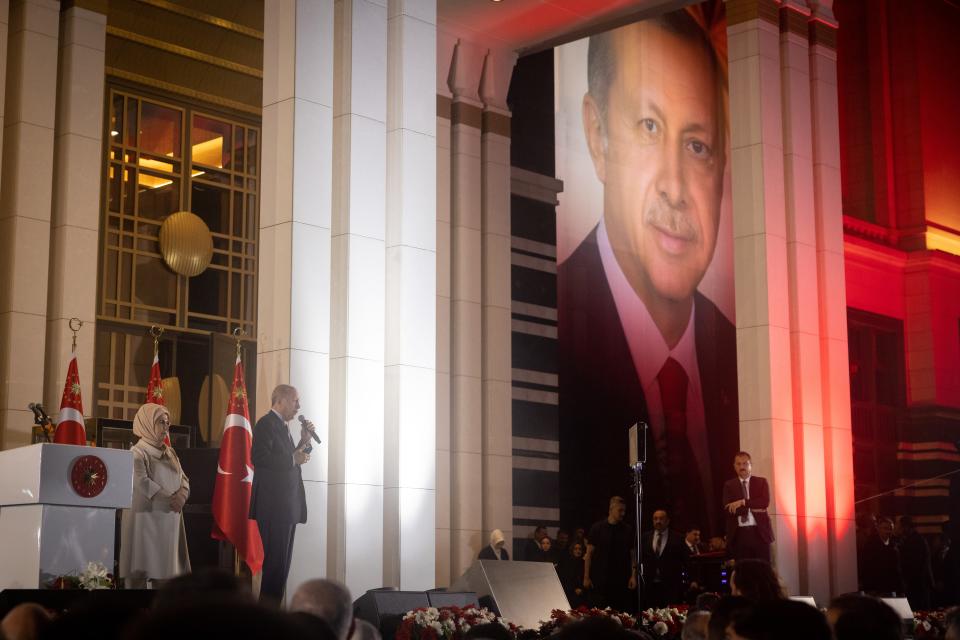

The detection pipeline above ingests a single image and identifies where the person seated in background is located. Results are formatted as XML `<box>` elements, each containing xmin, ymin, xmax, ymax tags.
<box><xmin>288</xmin><ymin>578</ymin><xmax>354</xmax><ymax>640</ymax></box>
<box><xmin>0</xmin><ymin>603</ymin><xmax>51</xmax><ymax>640</ymax></box>
<box><xmin>478</xmin><ymin>529</ymin><xmax>510</xmax><ymax>561</ymax></box>
<box><xmin>729</xmin><ymin>559</ymin><xmax>785</xmax><ymax>603</ymax></box>
<box><xmin>827</xmin><ymin>593</ymin><xmax>904</xmax><ymax>640</ymax></box>
<box><xmin>558</xmin><ymin>541</ymin><xmax>587</xmax><ymax>607</ymax></box>
<box><xmin>707</xmin><ymin>536</ymin><xmax>726</xmax><ymax>553</ymax></box>
<box><xmin>898</xmin><ymin>516</ymin><xmax>934</xmax><ymax>610</ymax></box>
<box><xmin>555</xmin><ymin>529</ymin><xmax>571</xmax><ymax>555</ymax></box>
<box><xmin>727</xmin><ymin>600</ymin><xmax>831</xmax><ymax>640</ymax></box>
<box><xmin>119</xmin><ymin>402</ymin><xmax>191</xmax><ymax>588</ymax></box>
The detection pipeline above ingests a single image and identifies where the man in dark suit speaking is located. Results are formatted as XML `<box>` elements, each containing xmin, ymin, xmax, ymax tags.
<box><xmin>249</xmin><ymin>384</ymin><xmax>315</xmax><ymax>603</ymax></box>
<box><xmin>558</xmin><ymin>9</ymin><xmax>738</xmax><ymax>537</ymax></box>
<box><xmin>723</xmin><ymin>451</ymin><xmax>774</xmax><ymax>563</ymax></box>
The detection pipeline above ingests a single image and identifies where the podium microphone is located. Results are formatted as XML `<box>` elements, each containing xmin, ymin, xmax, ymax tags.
<box><xmin>28</xmin><ymin>402</ymin><xmax>52</xmax><ymax>425</ymax></box>
<box><xmin>297</xmin><ymin>415</ymin><xmax>322</xmax><ymax>445</ymax></box>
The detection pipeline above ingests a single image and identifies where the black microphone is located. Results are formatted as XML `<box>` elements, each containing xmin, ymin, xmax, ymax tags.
<box><xmin>298</xmin><ymin>415</ymin><xmax>321</xmax><ymax>445</ymax></box>
<box><xmin>28</xmin><ymin>402</ymin><xmax>52</xmax><ymax>425</ymax></box>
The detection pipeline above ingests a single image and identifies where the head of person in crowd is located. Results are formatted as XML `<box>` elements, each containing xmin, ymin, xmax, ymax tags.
<box><xmin>348</xmin><ymin>618</ymin><xmax>382</xmax><ymax>640</ymax></box>
<box><xmin>288</xmin><ymin>579</ymin><xmax>354</xmax><ymax>640</ymax></box>
<box><xmin>877</xmin><ymin>516</ymin><xmax>895</xmax><ymax>543</ymax></box>
<box><xmin>897</xmin><ymin>515</ymin><xmax>916</xmax><ymax>537</ymax></box>
<box><xmin>1</xmin><ymin>603</ymin><xmax>51</xmax><ymax>640</ymax></box>
<box><xmin>40</xmin><ymin>591</ymin><xmax>149</xmax><ymax>640</ymax></box>
<box><xmin>533</xmin><ymin>525</ymin><xmax>548</xmax><ymax>542</ymax></box>
<box><xmin>681</xmin><ymin>610</ymin><xmax>710</xmax><ymax>640</ymax></box>
<box><xmin>539</xmin><ymin>536</ymin><xmax>553</xmax><ymax>553</ymax></box>
<box><xmin>727</xmin><ymin>600</ymin><xmax>831</xmax><ymax>640</ymax></box>
<box><xmin>945</xmin><ymin>606</ymin><xmax>960</xmax><ymax>640</ymax></box>
<box><xmin>570</xmin><ymin>542</ymin><xmax>585</xmax><ymax>559</ymax></box>
<box><xmin>151</xmin><ymin>568</ymin><xmax>253</xmax><ymax>611</ymax></box>
<box><xmin>685</xmin><ymin>528</ymin><xmax>701</xmax><ymax>548</ymax></box>
<box><xmin>608</xmin><ymin>496</ymin><xmax>626</xmax><ymax>524</ymax></box>
<box><xmin>132</xmin><ymin>403</ymin><xmax>172</xmax><ymax>450</ymax></box>
<box><xmin>708</xmin><ymin>536</ymin><xmax>725</xmax><ymax>551</ymax></box>
<box><xmin>827</xmin><ymin>593</ymin><xmax>904</xmax><ymax>640</ymax></box>
<box><xmin>706</xmin><ymin>596</ymin><xmax>751</xmax><ymax>640</ymax></box>
<box><xmin>127</xmin><ymin>598</ymin><xmax>318</xmax><ymax>640</ymax></box>
<box><xmin>556</xmin><ymin>529</ymin><xmax>570</xmax><ymax>551</ymax></box>
<box><xmin>694</xmin><ymin>591</ymin><xmax>720</xmax><ymax>613</ymax></box>
<box><xmin>573</xmin><ymin>528</ymin><xmax>586</xmax><ymax>545</ymax></box>
<box><xmin>463</xmin><ymin>622</ymin><xmax>513</xmax><ymax>640</ymax></box>
<box><xmin>729</xmin><ymin>559</ymin><xmax>784</xmax><ymax>602</ymax></box>
<box><xmin>652</xmin><ymin>509</ymin><xmax>670</xmax><ymax>532</ymax></box>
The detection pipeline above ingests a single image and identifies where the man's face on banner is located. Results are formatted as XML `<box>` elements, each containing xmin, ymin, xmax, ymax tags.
<box><xmin>584</xmin><ymin>21</ymin><xmax>724</xmax><ymax>305</ymax></box>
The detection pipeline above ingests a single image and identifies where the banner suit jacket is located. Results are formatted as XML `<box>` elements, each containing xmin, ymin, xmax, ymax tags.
<box><xmin>249</xmin><ymin>411</ymin><xmax>307</xmax><ymax>525</ymax></box>
<box><xmin>558</xmin><ymin>225</ymin><xmax>739</xmax><ymax>536</ymax></box>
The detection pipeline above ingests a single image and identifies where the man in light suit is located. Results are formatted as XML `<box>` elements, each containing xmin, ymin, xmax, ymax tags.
<box><xmin>249</xmin><ymin>384</ymin><xmax>314</xmax><ymax>603</ymax></box>
<box><xmin>723</xmin><ymin>451</ymin><xmax>774</xmax><ymax>563</ymax></box>
<box><xmin>558</xmin><ymin>9</ymin><xmax>738</xmax><ymax>538</ymax></box>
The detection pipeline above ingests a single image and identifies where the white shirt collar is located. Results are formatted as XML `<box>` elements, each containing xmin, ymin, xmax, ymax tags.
<box><xmin>271</xmin><ymin>408</ymin><xmax>286</xmax><ymax>423</ymax></box>
<box><xmin>596</xmin><ymin>218</ymin><xmax>698</xmax><ymax>394</ymax></box>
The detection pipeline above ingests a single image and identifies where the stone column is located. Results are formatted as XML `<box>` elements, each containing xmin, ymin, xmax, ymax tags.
<box><xmin>383</xmin><ymin>0</ymin><xmax>437</xmax><ymax>590</ymax></box>
<box><xmin>479</xmin><ymin>48</ymin><xmax>516</xmax><ymax>555</ymax></box>
<box><xmin>808</xmin><ymin>0</ymin><xmax>858</xmax><ymax>595</ymax></box>
<box><xmin>434</xmin><ymin>29</ymin><xmax>456</xmax><ymax>588</ymax></box>
<box><xmin>327</xmin><ymin>0</ymin><xmax>387</xmax><ymax>597</ymax></box>
<box><xmin>44</xmin><ymin>4</ymin><xmax>106</xmax><ymax>425</ymax></box>
<box><xmin>727</xmin><ymin>0</ymin><xmax>801</xmax><ymax>593</ymax></box>
<box><xmin>0</xmin><ymin>0</ymin><xmax>59</xmax><ymax>449</ymax></box>
<box><xmin>447</xmin><ymin>37</ymin><xmax>485</xmax><ymax>579</ymax></box>
<box><xmin>258</xmin><ymin>0</ymin><xmax>334</xmax><ymax>595</ymax></box>
<box><xmin>779</xmin><ymin>0</ymin><xmax>830</xmax><ymax>603</ymax></box>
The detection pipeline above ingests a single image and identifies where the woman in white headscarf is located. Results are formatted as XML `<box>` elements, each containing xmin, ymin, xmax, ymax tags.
<box><xmin>119</xmin><ymin>403</ymin><xmax>191</xmax><ymax>587</ymax></box>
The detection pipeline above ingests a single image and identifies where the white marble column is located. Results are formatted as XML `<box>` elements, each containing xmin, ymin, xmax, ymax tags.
<box><xmin>779</xmin><ymin>0</ymin><xmax>829</xmax><ymax>603</ymax></box>
<box><xmin>727</xmin><ymin>0</ymin><xmax>801</xmax><ymax>593</ymax></box>
<box><xmin>808</xmin><ymin>0</ymin><xmax>858</xmax><ymax>595</ymax></box>
<box><xmin>327</xmin><ymin>0</ymin><xmax>387</xmax><ymax>598</ymax></box>
<box><xmin>259</xmin><ymin>0</ymin><xmax>334</xmax><ymax>595</ymax></box>
<box><xmin>479</xmin><ymin>48</ymin><xmax>515</xmax><ymax>555</ymax></box>
<box><xmin>434</xmin><ymin>29</ymin><xmax>456</xmax><ymax>588</ymax></box>
<box><xmin>0</xmin><ymin>0</ymin><xmax>59</xmax><ymax>449</ymax></box>
<box><xmin>43</xmin><ymin>6</ymin><xmax>105</xmax><ymax>423</ymax></box>
<box><xmin>447</xmin><ymin>37</ymin><xmax>486</xmax><ymax>579</ymax></box>
<box><xmin>383</xmin><ymin>0</ymin><xmax>437</xmax><ymax>591</ymax></box>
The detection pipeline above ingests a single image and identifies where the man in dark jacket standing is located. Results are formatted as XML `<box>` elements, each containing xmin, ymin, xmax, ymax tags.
<box><xmin>641</xmin><ymin>509</ymin><xmax>687</xmax><ymax>608</ymax></box>
<box><xmin>723</xmin><ymin>452</ymin><xmax>775</xmax><ymax>563</ymax></box>
<box><xmin>249</xmin><ymin>384</ymin><xmax>314</xmax><ymax>603</ymax></box>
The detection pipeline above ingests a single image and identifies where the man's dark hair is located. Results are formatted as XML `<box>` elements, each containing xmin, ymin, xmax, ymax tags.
<box><xmin>693</xmin><ymin>591</ymin><xmax>720</xmax><ymax>612</ymax></box>
<box><xmin>730</xmin><ymin>600</ymin><xmax>831</xmax><ymax>640</ymax></box>
<box><xmin>828</xmin><ymin>593</ymin><xmax>903</xmax><ymax>640</ymax></box>
<box><xmin>151</xmin><ymin>568</ymin><xmax>252</xmax><ymax>611</ymax></box>
<box><xmin>944</xmin><ymin>606</ymin><xmax>960</xmax><ymax>637</ymax></box>
<box><xmin>553</xmin><ymin>617</ymin><xmax>652</xmax><ymax>640</ymax></box>
<box><xmin>734</xmin><ymin>451</ymin><xmax>752</xmax><ymax>461</ymax></box>
<box><xmin>464</xmin><ymin>622</ymin><xmax>513</xmax><ymax>640</ymax></box>
<box><xmin>707</xmin><ymin>596</ymin><xmax>751</xmax><ymax>640</ymax></box>
<box><xmin>731</xmin><ymin>559</ymin><xmax>785</xmax><ymax>602</ymax></box>
<box><xmin>587</xmin><ymin>9</ymin><xmax>725</xmax><ymax>149</ymax></box>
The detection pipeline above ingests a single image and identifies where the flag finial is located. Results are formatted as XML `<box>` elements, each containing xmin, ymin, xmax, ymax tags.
<box><xmin>68</xmin><ymin>317</ymin><xmax>82</xmax><ymax>353</ymax></box>
<box><xmin>232</xmin><ymin>327</ymin><xmax>244</xmax><ymax>362</ymax></box>
<box><xmin>149</xmin><ymin>324</ymin><xmax>164</xmax><ymax>357</ymax></box>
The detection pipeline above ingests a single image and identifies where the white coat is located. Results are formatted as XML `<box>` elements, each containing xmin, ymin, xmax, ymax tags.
<box><xmin>119</xmin><ymin>439</ymin><xmax>191</xmax><ymax>585</ymax></box>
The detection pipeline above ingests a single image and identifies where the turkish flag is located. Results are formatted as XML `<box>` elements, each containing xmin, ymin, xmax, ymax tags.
<box><xmin>54</xmin><ymin>354</ymin><xmax>86</xmax><ymax>445</ymax></box>
<box><xmin>211</xmin><ymin>356</ymin><xmax>263</xmax><ymax>574</ymax></box>
<box><xmin>145</xmin><ymin>353</ymin><xmax>171</xmax><ymax>446</ymax></box>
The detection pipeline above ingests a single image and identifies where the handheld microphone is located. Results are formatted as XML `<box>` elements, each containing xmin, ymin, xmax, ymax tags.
<box><xmin>298</xmin><ymin>415</ymin><xmax>322</xmax><ymax>445</ymax></box>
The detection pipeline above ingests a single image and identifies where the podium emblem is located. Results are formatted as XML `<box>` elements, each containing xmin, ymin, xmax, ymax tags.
<box><xmin>70</xmin><ymin>455</ymin><xmax>108</xmax><ymax>497</ymax></box>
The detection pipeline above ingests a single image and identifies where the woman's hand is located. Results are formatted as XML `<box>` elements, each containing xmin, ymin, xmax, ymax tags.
<box><xmin>169</xmin><ymin>489</ymin><xmax>187</xmax><ymax>513</ymax></box>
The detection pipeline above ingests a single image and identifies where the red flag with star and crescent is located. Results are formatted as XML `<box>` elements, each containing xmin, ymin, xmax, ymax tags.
<box><xmin>145</xmin><ymin>352</ymin><xmax>171</xmax><ymax>446</ymax></box>
<box><xmin>54</xmin><ymin>354</ymin><xmax>86</xmax><ymax>445</ymax></box>
<box><xmin>211</xmin><ymin>356</ymin><xmax>263</xmax><ymax>573</ymax></box>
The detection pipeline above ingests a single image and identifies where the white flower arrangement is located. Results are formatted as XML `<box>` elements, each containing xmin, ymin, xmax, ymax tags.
<box><xmin>78</xmin><ymin>561</ymin><xmax>113</xmax><ymax>590</ymax></box>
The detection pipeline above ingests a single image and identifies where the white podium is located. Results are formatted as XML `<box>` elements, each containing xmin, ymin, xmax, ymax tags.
<box><xmin>0</xmin><ymin>443</ymin><xmax>133</xmax><ymax>589</ymax></box>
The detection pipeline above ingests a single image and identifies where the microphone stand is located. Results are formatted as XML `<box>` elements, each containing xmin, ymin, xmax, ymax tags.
<box><xmin>633</xmin><ymin>423</ymin><xmax>648</xmax><ymax>615</ymax></box>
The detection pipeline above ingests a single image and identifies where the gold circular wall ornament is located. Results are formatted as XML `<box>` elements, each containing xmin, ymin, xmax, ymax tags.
<box><xmin>158</xmin><ymin>211</ymin><xmax>213</xmax><ymax>277</ymax></box>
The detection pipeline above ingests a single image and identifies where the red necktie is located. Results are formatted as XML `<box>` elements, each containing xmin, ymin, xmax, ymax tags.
<box><xmin>658</xmin><ymin>357</ymin><xmax>706</xmax><ymax>531</ymax></box>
